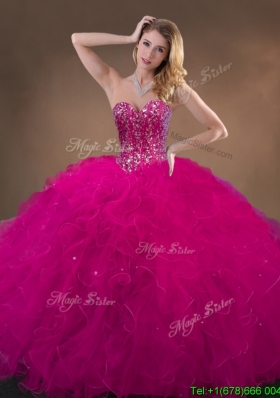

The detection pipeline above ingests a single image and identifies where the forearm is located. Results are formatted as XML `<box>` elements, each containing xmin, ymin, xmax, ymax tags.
<box><xmin>71</xmin><ymin>32</ymin><xmax>134</xmax><ymax>47</ymax></box>
<box><xmin>169</xmin><ymin>128</ymin><xmax>228</xmax><ymax>155</ymax></box>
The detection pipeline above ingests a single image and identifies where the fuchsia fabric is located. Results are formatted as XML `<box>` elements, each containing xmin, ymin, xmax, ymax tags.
<box><xmin>1</xmin><ymin>99</ymin><xmax>280</xmax><ymax>397</ymax></box>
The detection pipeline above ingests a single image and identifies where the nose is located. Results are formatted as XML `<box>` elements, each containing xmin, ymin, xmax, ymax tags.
<box><xmin>145</xmin><ymin>51</ymin><xmax>152</xmax><ymax>60</ymax></box>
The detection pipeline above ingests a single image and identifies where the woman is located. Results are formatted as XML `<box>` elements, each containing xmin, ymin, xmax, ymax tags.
<box><xmin>1</xmin><ymin>16</ymin><xmax>280</xmax><ymax>398</ymax></box>
<box><xmin>71</xmin><ymin>16</ymin><xmax>228</xmax><ymax>177</ymax></box>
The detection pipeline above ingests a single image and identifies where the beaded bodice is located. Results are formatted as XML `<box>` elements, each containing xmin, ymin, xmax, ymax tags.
<box><xmin>112</xmin><ymin>99</ymin><xmax>172</xmax><ymax>173</ymax></box>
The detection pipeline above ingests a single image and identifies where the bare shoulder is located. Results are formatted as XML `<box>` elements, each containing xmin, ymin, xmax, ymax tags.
<box><xmin>172</xmin><ymin>81</ymin><xmax>193</xmax><ymax>107</ymax></box>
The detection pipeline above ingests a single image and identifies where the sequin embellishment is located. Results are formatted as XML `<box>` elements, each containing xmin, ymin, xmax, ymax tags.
<box><xmin>112</xmin><ymin>100</ymin><xmax>172</xmax><ymax>173</ymax></box>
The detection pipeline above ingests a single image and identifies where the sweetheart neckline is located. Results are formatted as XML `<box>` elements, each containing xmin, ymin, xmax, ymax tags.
<box><xmin>112</xmin><ymin>99</ymin><xmax>172</xmax><ymax>113</ymax></box>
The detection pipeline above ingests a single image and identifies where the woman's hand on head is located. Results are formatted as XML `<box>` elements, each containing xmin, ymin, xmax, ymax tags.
<box><xmin>130</xmin><ymin>16</ymin><xmax>156</xmax><ymax>43</ymax></box>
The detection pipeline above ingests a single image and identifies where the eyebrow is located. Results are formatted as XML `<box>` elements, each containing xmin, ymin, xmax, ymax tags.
<box><xmin>142</xmin><ymin>39</ymin><xmax>166</xmax><ymax>49</ymax></box>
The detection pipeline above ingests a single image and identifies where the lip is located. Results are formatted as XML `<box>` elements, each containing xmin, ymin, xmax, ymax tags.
<box><xmin>142</xmin><ymin>58</ymin><xmax>151</xmax><ymax>64</ymax></box>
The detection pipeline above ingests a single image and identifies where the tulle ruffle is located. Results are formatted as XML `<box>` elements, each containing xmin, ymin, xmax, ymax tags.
<box><xmin>1</xmin><ymin>155</ymin><xmax>280</xmax><ymax>398</ymax></box>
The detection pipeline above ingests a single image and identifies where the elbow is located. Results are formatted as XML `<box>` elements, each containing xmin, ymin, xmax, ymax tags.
<box><xmin>221</xmin><ymin>127</ymin><xmax>228</xmax><ymax>138</ymax></box>
<box><xmin>212</xmin><ymin>125</ymin><xmax>228</xmax><ymax>139</ymax></box>
<box><xmin>219</xmin><ymin>127</ymin><xmax>228</xmax><ymax>139</ymax></box>
<box><xmin>71</xmin><ymin>33</ymin><xmax>78</xmax><ymax>45</ymax></box>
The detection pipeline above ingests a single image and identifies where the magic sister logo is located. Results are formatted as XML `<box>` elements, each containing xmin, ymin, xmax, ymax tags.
<box><xmin>135</xmin><ymin>242</ymin><xmax>195</xmax><ymax>260</ymax></box>
<box><xmin>169</xmin><ymin>297</ymin><xmax>235</xmax><ymax>337</ymax></box>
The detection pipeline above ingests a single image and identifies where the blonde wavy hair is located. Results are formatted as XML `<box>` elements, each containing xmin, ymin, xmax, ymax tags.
<box><xmin>132</xmin><ymin>18</ymin><xmax>188</xmax><ymax>105</ymax></box>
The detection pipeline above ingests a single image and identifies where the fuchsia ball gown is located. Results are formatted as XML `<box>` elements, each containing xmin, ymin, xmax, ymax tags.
<box><xmin>1</xmin><ymin>98</ymin><xmax>280</xmax><ymax>398</ymax></box>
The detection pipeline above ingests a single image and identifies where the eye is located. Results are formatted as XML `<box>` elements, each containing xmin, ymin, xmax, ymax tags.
<box><xmin>143</xmin><ymin>41</ymin><xmax>164</xmax><ymax>53</ymax></box>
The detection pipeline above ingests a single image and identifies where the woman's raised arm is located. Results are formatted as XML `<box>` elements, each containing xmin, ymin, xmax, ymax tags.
<box><xmin>71</xmin><ymin>17</ymin><xmax>156</xmax><ymax>92</ymax></box>
<box><xmin>71</xmin><ymin>32</ymin><xmax>134</xmax><ymax>47</ymax></box>
<box><xmin>71</xmin><ymin>32</ymin><xmax>134</xmax><ymax>92</ymax></box>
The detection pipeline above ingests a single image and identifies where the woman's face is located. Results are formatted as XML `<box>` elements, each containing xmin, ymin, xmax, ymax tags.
<box><xmin>136</xmin><ymin>30</ymin><xmax>170</xmax><ymax>70</ymax></box>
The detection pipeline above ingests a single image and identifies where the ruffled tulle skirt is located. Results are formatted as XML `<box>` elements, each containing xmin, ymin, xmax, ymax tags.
<box><xmin>1</xmin><ymin>155</ymin><xmax>280</xmax><ymax>398</ymax></box>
